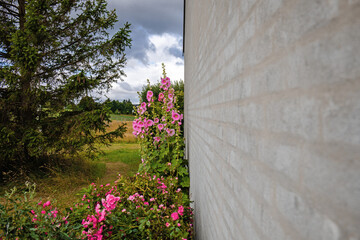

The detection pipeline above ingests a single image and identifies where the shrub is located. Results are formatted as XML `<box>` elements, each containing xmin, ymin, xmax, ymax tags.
<box><xmin>79</xmin><ymin>173</ymin><xmax>193</xmax><ymax>239</ymax></box>
<box><xmin>0</xmin><ymin>175</ymin><xmax>193</xmax><ymax>240</ymax></box>
<box><xmin>0</xmin><ymin>182</ymin><xmax>81</xmax><ymax>239</ymax></box>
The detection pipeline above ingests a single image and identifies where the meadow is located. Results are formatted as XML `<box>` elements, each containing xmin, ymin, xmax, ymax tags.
<box><xmin>0</xmin><ymin>115</ymin><xmax>141</xmax><ymax>209</ymax></box>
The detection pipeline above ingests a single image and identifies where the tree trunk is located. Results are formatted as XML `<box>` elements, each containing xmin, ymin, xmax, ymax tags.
<box><xmin>17</xmin><ymin>0</ymin><xmax>33</xmax><ymax>161</ymax></box>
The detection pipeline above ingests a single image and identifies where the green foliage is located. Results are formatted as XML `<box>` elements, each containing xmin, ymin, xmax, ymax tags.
<box><xmin>0</xmin><ymin>182</ymin><xmax>82</xmax><ymax>239</ymax></box>
<box><xmin>0</xmin><ymin>0</ymin><xmax>132</xmax><ymax>178</ymax></box>
<box><xmin>105</xmin><ymin>99</ymin><xmax>135</xmax><ymax>115</ymax></box>
<box><xmin>79</xmin><ymin>173</ymin><xmax>193</xmax><ymax>239</ymax></box>
<box><xmin>133</xmin><ymin>65</ymin><xmax>189</xmax><ymax>188</ymax></box>
<box><xmin>0</xmin><ymin>173</ymin><xmax>194</xmax><ymax>239</ymax></box>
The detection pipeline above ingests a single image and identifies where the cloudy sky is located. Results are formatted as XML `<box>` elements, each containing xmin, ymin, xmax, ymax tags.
<box><xmin>104</xmin><ymin>0</ymin><xmax>184</xmax><ymax>104</ymax></box>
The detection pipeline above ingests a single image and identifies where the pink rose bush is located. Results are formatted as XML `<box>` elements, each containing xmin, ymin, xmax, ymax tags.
<box><xmin>1</xmin><ymin>175</ymin><xmax>193</xmax><ymax>239</ymax></box>
<box><xmin>78</xmin><ymin>173</ymin><xmax>193</xmax><ymax>239</ymax></box>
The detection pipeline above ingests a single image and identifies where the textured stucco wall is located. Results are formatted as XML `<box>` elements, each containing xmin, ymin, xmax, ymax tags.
<box><xmin>184</xmin><ymin>1</ymin><xmax>360</xmax><ymax>239</ymax></box>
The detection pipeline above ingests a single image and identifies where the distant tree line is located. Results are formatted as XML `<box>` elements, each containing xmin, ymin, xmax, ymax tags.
<box><xmin>105</xmin><ymin>99</ymin><xmax>135</xmax><ymax>115</ymax></box>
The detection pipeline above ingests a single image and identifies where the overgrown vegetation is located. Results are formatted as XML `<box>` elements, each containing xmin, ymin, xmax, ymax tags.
<box><xmin>0</xmin><ymin>0</ymin><xmax>131</xmax><ymax>180</ymax></box>
<box><xmin>0</xmin><ymin>69</ymin><xmax>193</xmax><ymax>239</ymax></box>
<box><xmin>0</xmin><ymin>118</ymin><xmax>140</xmax><ymax>210</ymax></box>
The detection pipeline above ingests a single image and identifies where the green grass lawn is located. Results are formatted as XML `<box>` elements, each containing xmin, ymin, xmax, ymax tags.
<box><xmin>110</xmin><ymin>114</ymin><xmax>136</xmax><ymax>121</ymax></box>
<box><xmin>0</xmin><ymin>143</ymin><xmax>141</xmax><ymax>210</ymax></box>
<box><xmin>97</xmin><ymin>142</ymin><xmax>141</xmax><ymax>178</ymax></box>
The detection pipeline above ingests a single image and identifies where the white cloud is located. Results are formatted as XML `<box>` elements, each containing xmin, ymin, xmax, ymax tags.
<box><xmin>106</xmin><ymin>33</ymin><xmax>184</xmax><ymax>104</ymax></box>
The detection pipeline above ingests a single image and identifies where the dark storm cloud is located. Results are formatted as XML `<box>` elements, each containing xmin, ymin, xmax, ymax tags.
<box><xmin>107</xmin><ymin>0</ymin><xmax>183</xmax><ymax>61</ymax></box>
<box><xmin>125</xmin><ymin>26</ymin><xmax>154</xmax><ymax>65</ymax></box>
<box><xmin>168</xmin><ymin>46</ymin><xmax>183</xmax><ymax>59</ymax></box>
<box><xmin>108</xmin><ymin>0</ymin><xmax>183</xmax><ymax>35</ymax></box>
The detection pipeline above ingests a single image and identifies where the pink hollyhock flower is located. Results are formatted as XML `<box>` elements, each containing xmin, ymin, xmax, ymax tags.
<box><xmin>158</xmin><ymin>92</ymin><xmax>164</xmax><ymax>101</ymax></box>
<box><xmin>154</xmin><ymin>118</ymin><xmax>159</xmax><ymax>123</ymax></box>
<box><xmin>146</xmin><ymin>90</ymin><xmax>153</xmax><ymax>102</ymax></box>
<box><xmin>128</xmin><ymin>195</ymin><xmax>135</xmax><ymax>201</ymax></box>
<box><xmin>146</xmin><ymin>119</ymin><xmax>154</xmax><ymax>127</ymax></box>
<box><xmin>165</xmin><ymin>222</ymin><xmax>170</xmax><ymax>227</ymax></box>
<box><xmin>178</xmin><ymin>206</ymin><xmax>184</xmax><ymax>216</ymax></box>
<box><xmin>144</xmin><ymin>202</ymin><xmax>149</xmax><ymax>205</ymax></box>
<box><xmin>172</xmin><ymin>110</ymin><xmax>180</xmax><ymax>121</ymax></box>
<box><xmin>153</xmin><ymin>136</ymin><xmax>161</xmax><ymax>142</ymax></box>
<box><xmin>141</xmin><ymin>102</ymin><xmax>146</xmax><ymax>109</ymax></box>
<box><xmin>177</xmin><ymin>223</ymin><xmax>181</xmax><ymax>227</ymax></box>
<box><xmin>138</xmin><ymin>108</ymin><xmax>145</xmax><ymax>115</ymax></box>
<box><xmin>167</xmin><ymin>102</ymin><xmax>174</xmax><ymax>109</ymax></box>
<box><xmin>41</xmin><ymin>210</ymin><xmax>46</xmax><ymax>214</ymax></box>
<box><xmin>166</xmin><ymin>128</ymin><xmax>175</xmax><ymax>136</ymax></box>
<box><xmin>161</xmin><ymin>78</ymin><xmax>168</xmax><ymax>85</ymax></box>
<box><xmin>168</xmin><ymin>93</ymin><xmax>174</xmax><ymax>100</ymax></box>
<box><xmin>150</xmin><ymin>198</ymin><xmax>155</xmax><ymax>202</ymax></box>
<box><xmin>157</xmin><ymin>123</ymin><xmax>164</xmax><ymax>131</ymax></box>
<box><xmin>171</xmin><ymin>212</ymin><xmax>179</xmax><ymax>221</ymax></box>
<box><xmin>31</xmin><ymin>210</ymin><xmax>35</xmax><ymax>215</ymax></box>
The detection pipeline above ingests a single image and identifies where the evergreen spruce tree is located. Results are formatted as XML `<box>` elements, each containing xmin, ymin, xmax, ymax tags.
<box><xmin>0</xmin><ymin>0</ymin><xmax>131</xmax><ymax>178</ymax></box>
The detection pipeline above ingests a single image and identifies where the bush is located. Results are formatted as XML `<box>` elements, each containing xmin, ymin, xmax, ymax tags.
<box><xmin>0</xmin><ymin>175</ymin><xmax>193</xmax><ymax>240</ymax></box>
<box><xmin>0</xmin><ymin>182</ymin><xmax>81</xmax><ymax>239</ymax></box>
<box><xmin>79</xmin><ymin>173</ymin><xmax>193</xmax><ymax>239</ymax></box>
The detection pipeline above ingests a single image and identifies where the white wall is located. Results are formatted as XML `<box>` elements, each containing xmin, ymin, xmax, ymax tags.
<box><xmin>184</xmin><ymin>1</ymin><xmax>360</xmax><ymax>239</ymax></box>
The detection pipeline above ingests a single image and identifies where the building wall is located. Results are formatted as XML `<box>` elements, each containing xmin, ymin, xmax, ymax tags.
<box><xmin>184</xmin><ymin>1</ymin><xmax>360</xmax><ymax>239</ymax></box>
